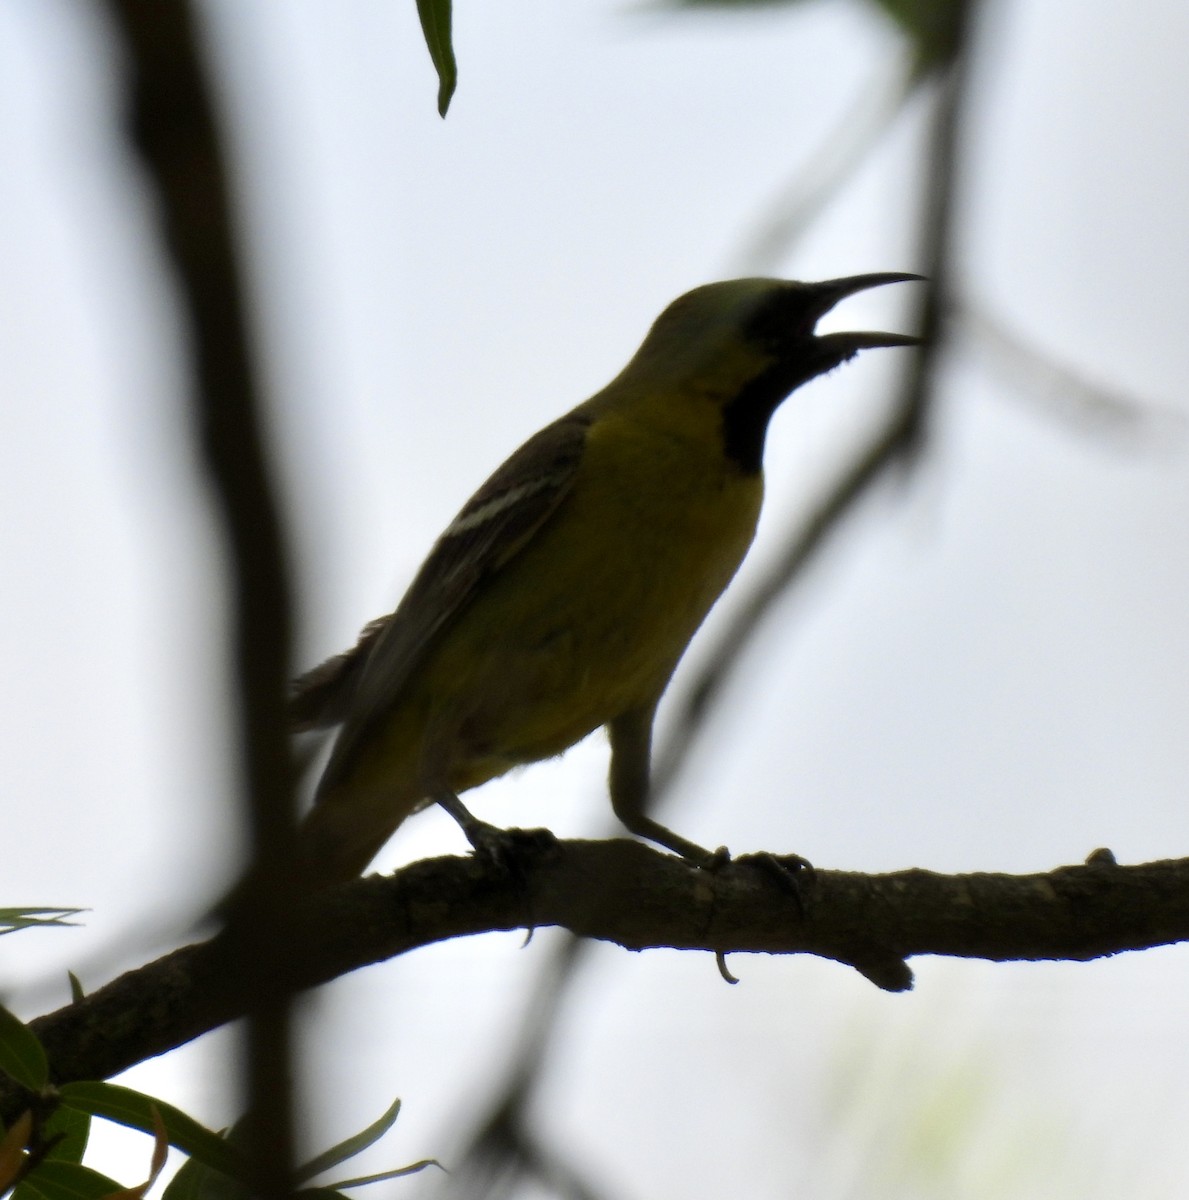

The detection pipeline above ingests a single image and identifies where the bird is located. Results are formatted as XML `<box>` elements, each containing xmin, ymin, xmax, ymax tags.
<box><xmin>287</xmin><ymin>273</ymin><xmax>920</xmax><ymax>890</ymax></box>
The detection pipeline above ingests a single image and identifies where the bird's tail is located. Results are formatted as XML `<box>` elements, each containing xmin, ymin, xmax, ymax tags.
<box><xmin>210</xmin><ymin>784</ymin><xmax>423</xmax><ymax>930</ymax></box>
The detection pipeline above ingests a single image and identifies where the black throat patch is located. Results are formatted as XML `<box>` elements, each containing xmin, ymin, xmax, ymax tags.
<box><xmin>719</xmin><ymin>363</ymin><xmax>801</xmax><ymax>474</ymax></box>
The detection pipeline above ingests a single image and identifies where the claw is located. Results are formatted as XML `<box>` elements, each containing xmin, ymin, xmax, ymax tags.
<box><xmin>736</xmin><ymin>850</ymin><xmax>816</xmax><ymax>917</ymax></box>
<box><xmin>715</xmin><ymin>951</ymin><xmax>740</xmax><ymax>984</ymax></box>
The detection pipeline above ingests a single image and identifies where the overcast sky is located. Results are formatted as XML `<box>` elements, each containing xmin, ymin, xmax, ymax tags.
<box><xmin>2</xmin><ymin>2</ymin><xmax>1189</xmax><ymax>1196</ymax></box>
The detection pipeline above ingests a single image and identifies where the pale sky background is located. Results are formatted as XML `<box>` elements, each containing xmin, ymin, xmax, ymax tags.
<box><xmin>2</xmin><ymin>1</ymin><xmax>1189</xmax><ymax>1197</ymax></box>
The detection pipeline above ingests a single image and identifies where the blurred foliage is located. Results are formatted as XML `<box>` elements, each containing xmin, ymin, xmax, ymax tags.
<box><xmin>656</xmin><ymin>0</ymin><xmax>962</xmax><ymax>74</ymax></box>
<box><xmin>0</xmin><ymin>1007</ymin><xmax>47</xmax><ymax>1094</ymax></box>
<box><xmin>0</xmin><ymin>912</ymin><xmax>83</xmax><ymax>939</ymax></box>
<box><xmin>873</xmin><ymin>0</ymin><xmax>965</xmax><ymax>73</ymax></box>
<box><xmin>0</xmin><ymin>1005</ymin><xmax>432</xmax><ymax>1198</ymax></box>
<box><xmin>415</xmin><ymin>0</ymin><xmax>964</xmax><ymax>118</ymax></box>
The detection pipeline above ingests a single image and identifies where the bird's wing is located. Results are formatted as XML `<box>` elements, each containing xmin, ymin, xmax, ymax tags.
<box><xmin>304</xmin><ymin>410</ymin><xmax>592</xmax><ymax>792</ymax></box>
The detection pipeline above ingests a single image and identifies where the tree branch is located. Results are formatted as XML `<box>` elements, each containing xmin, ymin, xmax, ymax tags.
<box><xmin>5</xmin><ymin>843</ymin><xmax>1187</xmax><ymax>1124</ymax></box>
<box><xmin>103</xmin><ymin>3</ymin><xmax>298</xmax><ymax>1191</ymax></box>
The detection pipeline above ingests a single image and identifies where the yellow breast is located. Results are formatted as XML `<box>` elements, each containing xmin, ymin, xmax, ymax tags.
<box><xmin>420</xmin><ymin>404</ymin><xmax>763</xmax><ymax>779</ymax></box>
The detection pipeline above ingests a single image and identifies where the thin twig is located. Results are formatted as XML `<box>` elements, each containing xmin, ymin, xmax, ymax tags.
<box><xmin>957</xmin><ymin>299</ymin><xmax>1187</xmax><ymax>447</ymax></box>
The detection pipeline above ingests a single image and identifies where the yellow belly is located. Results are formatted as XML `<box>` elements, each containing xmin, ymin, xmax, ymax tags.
<box><xmin>413</xmin><ymin>412</ymin><xmax>763</xmax><ymax>783</ymax></box>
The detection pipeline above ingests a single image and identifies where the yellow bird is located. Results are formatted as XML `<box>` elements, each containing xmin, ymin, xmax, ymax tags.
<box><xmin>290</xmin><ymin>274</ymin><xmax>919</xmax><ymax>888</ymax></box>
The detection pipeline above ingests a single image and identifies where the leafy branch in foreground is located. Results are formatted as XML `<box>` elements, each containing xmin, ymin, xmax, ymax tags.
<box><xmin>0</xmin><ymin>1003</ymin><xmax>434</xmax><ymax>1199</ymax></box>
<box><xmin>0</xmin><ymin>912</ymin><xmax>84</xmax><ymax>939</ymax></box>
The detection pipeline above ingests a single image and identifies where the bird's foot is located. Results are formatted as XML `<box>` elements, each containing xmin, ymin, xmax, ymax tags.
<box><xmin>434</xmin><ymin>789</ymin><xmax>557</xmax><ymax>871</ymax></box>
<box><xmin>696</xmin><ymin>844</ymin><xmax>733</xmax><ymax>871</ymax></box>
<box><xmin>699</xmin><ymin>848</ymin><xmax>814</xmax><ymax>985</ymax></box>
<box><xmin>464</xmin><ymin>818</ymin><xmax>559</xmax><ymax>872</ymax></box>
<box><xmin>674</xmin><ymin>839</ymin><xmax>814</xmax><ymax>914</ymax></box>
<box><xmin>734</xmin><ymin>849</ymin><xmax>816</xmax><ymax>917</ymax></box>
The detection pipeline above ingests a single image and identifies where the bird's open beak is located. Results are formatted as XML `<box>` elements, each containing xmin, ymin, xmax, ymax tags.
<box><xmin>806</xmin><ymin>272</ymin><xmax>924</xmax><ymax>354</ymax></box>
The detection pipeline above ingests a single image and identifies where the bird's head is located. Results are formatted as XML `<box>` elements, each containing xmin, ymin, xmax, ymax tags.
<box><xmin>621</xmin><ymin>273</ymin><xmax>922</xmax><ymax>471</ymax></box>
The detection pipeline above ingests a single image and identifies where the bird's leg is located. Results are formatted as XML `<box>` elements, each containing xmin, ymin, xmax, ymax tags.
<box><xmin>419</xmin><ymin>718</ymin><xmax>555</xmax><ymax>865</ymax></box>
<box><xmin>434</xmin><ymin>788</ymin><xmax>495</xmax><ymax>847</ymax></box>
<box><xmin>433</xmin><ymin>789</ymin><xmax>557</xmax><ymax>868</ymax></box>
<box><xmin>608</xmin><ymin>708</ymin><xmax>814</xmax><ymax>912</ymax></box>
<box><xmin>607</xmin><ymin>707</ymin><xmax>729</xmax><ymax>869</ymax></box>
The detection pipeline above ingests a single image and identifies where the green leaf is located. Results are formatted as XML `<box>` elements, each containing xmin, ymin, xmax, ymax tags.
<box><xmin>66</xmin><ymin>974</ymin><xmax>85</xmax><ymax>1005</ymax></box>
<box><xmin>12</xmin><ymin>1159</ymin><xmax>123</xmax><ymax>1200</ymax></box>
<box><xmin>162</xmin><ymin>1155</ymin><xmax>251</xmax><ymax>1200</ymax></box>
<box><xmin>324</xmin><ymin>1159</ymin><xmax>442</xmax><ymax>1190</ymax></box>
<box><xmin>415</xmin><ymin>0</ymin><xmax>457</xmax><ymax>116</ymax></box>
<box><xmin>296</xmin><ymin>1099</ymin><xmax>402</xmax><ymax>1184</ymax></box>
<box><xmin>0</xmin><ymin>909</ymin><xmax>84</xmax><ymax>936</ymax></box>
<box><xmin>0</xmin><ymin>1004</ymin><xmax>48</xmax><ymax>1090</ymax></box>
<box><xmin>59</xmin><ymin>1082</ymin><xmax>246</xmax><ymax>1182</ymax></box>
<box><xmin>41</xmin><ymin>1104</ymin><xmax>90</xmax><ymax>1164</ymax></box>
